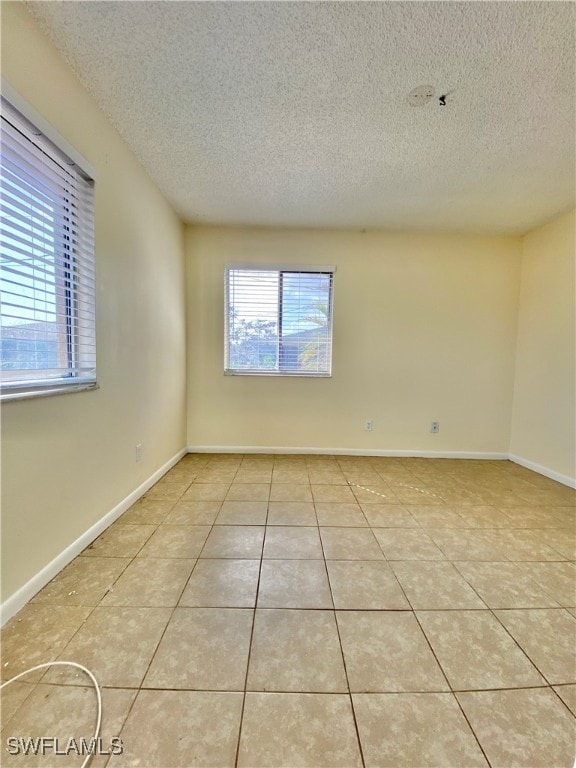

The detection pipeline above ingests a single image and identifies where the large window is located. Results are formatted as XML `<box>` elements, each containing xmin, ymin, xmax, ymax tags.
<box><xmin>0</xmin><ymin>96</ymin><xmax>96</xmax><ymax>400</ymax></box>
<box><xmin>225</xmin><ymin>266</ymin><xmax>335</xmax><ymax>376</ymax></box>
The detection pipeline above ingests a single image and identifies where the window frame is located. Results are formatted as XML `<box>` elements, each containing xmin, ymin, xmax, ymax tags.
<box><xmin>0</xmin><ymin>82</ymin><xmax>98</xmax><ymax>402</ymax></box>
<box><xmin>224</xmin><ymin>264</ymin><xmax>336</xmax><ymax>378</ymax></box>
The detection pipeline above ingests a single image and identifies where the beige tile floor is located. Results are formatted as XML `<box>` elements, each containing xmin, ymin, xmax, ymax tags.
<box><xmin>1</xmin><ymin>454</ymin><xmax>576</xmax><ymax>767</ymax></box>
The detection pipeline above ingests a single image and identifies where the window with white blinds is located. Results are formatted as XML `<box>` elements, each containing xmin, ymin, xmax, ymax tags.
<box><xmin>225</xmin><ymin>266</ymin><xmax>335</xmax><ymax>376</ymax></box>
<box><xmin>0</xmin><ymin>97</ymin><xmax>96</xmax><ymax>400</ymax></box>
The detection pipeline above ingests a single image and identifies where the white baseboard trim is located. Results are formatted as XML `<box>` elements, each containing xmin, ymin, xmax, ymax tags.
<box><xmin>187</xmin><ymin>445</ymin><xmax>508</xmax><ymax>460</ymax></box>
<box><xmin>508</xmin><ymin>454</ymin><xmax>576</xmax><ymax>489</ymax></box>
<box><xmin>0</xmin><ymin>447</ymin><xmax>187</xmax><ymax>627</ymax></box>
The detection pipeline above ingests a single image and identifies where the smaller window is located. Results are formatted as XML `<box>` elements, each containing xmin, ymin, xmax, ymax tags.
<box><xmin>225</xmin><ymin>266</ymin><xmax>335</xmax><ymax>376</ymax></box>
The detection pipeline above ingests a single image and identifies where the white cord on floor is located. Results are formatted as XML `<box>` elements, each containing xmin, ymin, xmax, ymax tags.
<box><xmin>0</xmin><ymin>660</ymin><xmax>102</xmax><ymax>768</ymax></box>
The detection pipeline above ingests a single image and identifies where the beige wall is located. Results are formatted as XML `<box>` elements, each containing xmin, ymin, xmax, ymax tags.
<box><xmin>510</xmin><ymin>209</ymin><xmax>576</xmax><ymax>481</ymax></box>
<box><xmin>1</xmin><ymin>3</ymin><xmax>187</xmax><ymax>602</ymax></box>
<box><xmin>186</xmin><ymin>226</ymin><xmax>522</xmax><ymax>453</ymax></box>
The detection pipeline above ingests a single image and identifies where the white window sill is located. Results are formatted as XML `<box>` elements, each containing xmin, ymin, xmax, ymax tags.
<box><xmin>0</xmin><ymin>382</ymin><xmax>99</xmax><ymax>402</ymax></box>
<box><xmin>224</xmin><ymin>370</ymin><xmax>332</xmax><ymax>378</ymax></box>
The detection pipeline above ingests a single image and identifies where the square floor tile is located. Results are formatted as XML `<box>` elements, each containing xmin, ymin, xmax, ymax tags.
<box><xmin>454</xmin><ymin>561</ymin><xmax>561</xmax><ymax>608</ymax></box>
<box><xmin>247</xmin><ymin>609</ymin><xmax>347</xmax><ymax>692</ymax></box>
<box><xmin>182</xmin><ymin>483</ymin><xmax>231</xmax><ymax>502</ymax></box>
<box><xmin>1</xmin><ymin>684</ymin><xmax>136</xmax><ymax>768</ymax></box>
<box><xmin>121</xmin><ymin>499</ymin><xmax>175</xmax><ymax>525</ymax></box>
<box><xmin>226</xmin><ymin>483</ymin><xmax>271</xmax><ymax>501</ymax></box>
<box><xmin>201</xmin><ymin>526</ymin><xmax>265</xmax><ymax>558</ymax></box>
<box><xmin>373</xmin><ymin>529</ymin><xmax>446</xmax><ymax>560</ymax></box>
<box><xmin>194</xmin><ymin>470</ymin><xmax>237</xmax><ymax>484</ymax></box>
<box><xmin>456</xmin><ymin>505</ymin><xmax>514</xmax><ymax>528</ymax></box>
<box><xmin>351</xmin><ymin>485</ymin><xmax>400</xmax><ymax>504</ymax></box>
<box><xmin>308</xmin><ymin>472</ymin><xmax>347</xmax><ymax>486</ymax></box>
<box><xmin>151</xmin><ymin>477</ymin><xmax>193</xmax><ymax>491</ymax></box>
<box><xmin>273</xmin><ymin>459</ymin><xmax>307</xmax><ymax>469</ymax></box>
<box><xmin>144</xmin><ymin>482</ymin><xmax>187</xmax><ymax>501</ymax></box>
<box><xmin>1</xmin><ymin>605</ymin><xmax>92</xmax><ymax>682</ymax></box>
<box><xmin>439</xmin><ymin>490</ymin><xmax>494</xmax><ymax>506</ymax></box>
<box><xmin>498</xmin><ymin>530</ymin><xmax>568</xmax><ymax>561</ymax></box>
<box><xmin>269</xmin><ymin>484</ymin><xmax>313</xmax><ymax>502</ymax></box>
<box><xmin>241</xmin><ymin>458</ymin><xmax>273</xmax><ymax>469</ymax></box>
<box><xmin>320</xmin><ymin>527</ymin><xmax>384</xmax><ymax>560</ymax></box>
<box><xmin>31</xmin><ymin>557</ymin><xmax>130</xmax><ymax>606</ymax></box>
<box><xmin>164</xmin><ymin>500</ymin><xmax>221</xmax><ymax>525</ymax></box>
<box><xmin>416</xmin><ymin>610</ymin><xmax>545</xmax><ymax>690</ymax></box>
<box><xmin>238</xmin><ymin>693</ymin><xmax>362</xmax><ymax>767</ymax></box>
<box><xmin>426</xmin><ymin>529</ymin><xmax>509</xmax><ymax>561</ymax></box>
<box><xmin>216</xmin><ymin>501</ymin><xmax>268</xmax><ymax>525</ymax></box>
<box><xmin>82</xmin><ymin>524</ymin><xmax>156</xmax><ymax>558</ymax></box>
<box><xmin>360</xmin><ymin>504</ymin><xmax>419</xmax><ymax>527</ymax></box>
<box><xmin>45</xmin><ymin>607</ymin><xmax>172</xmax><ymax>688</ymax></box>
<box><xmin>234</xmin><ymin>470</ymin><xmax>273</xmax><ymax>483</ymax></box>
<box><xmin>487</xmin><ymin>488</ymin><xmax>546</xmax><ymax>506</ymax></box>
<box><xmin>258</xmin><ymin>560</ymin><xmax>332</xmax><ymax>608</ymax></box>
<box><xmin>337</xmin><ymin>611</ymin><xmax>448</xmax><ymax>693</ymax></box>
<box><xmin>315</xmin><ymin>503</ymin><xmax>368</xmax><ymax>527</ymax></box>
<box><xmin>389</xmin><ymin>485</ymin><xmax>444</xmax><ymax>505</ymax></box>
<box><xmin>179</xmin><ymin>559</ymin><xmax>260</xmax><ymax>607</ymax></box>
<box><xmin>163</xmin><ymin>467</ymin><xmax>200</xmax><ymax>482</ymax></box>
<box><xmin>263</xmin><ymin>526</ymin><xmax>323</xmax><ymax>559</ymax></box>
<box><xmin>513</xmin><ymin>561</ymin><xmax>576</xmax><ymax>606</ymax></box>
<box><xmin>550</xmin><ymin>507</ymin><xmax>576</xmax><ymax>528</ymax></box>
<box><xmin>271</xmin><ymin>468</ymin><xmax>310</xmax><ymax>483</ymax></box>
<box><xmin>342</xmin><ymin>471</ymin><xmax>384</xmax><ymax>485</ymax></box>
<box><xmin>553</xmin><ymin>684</ymin><xmax>576</xmax><ymax>715</ymax></box>
<box><xmin>100</xmin><ymin>558</ymin><xmax>194</xmax><ymax>607</ymax></box>
<box><xmin>267</xmin><ymin>501</ymin><xmax>317</xmax><ymax>525</ymax></box>
<box><xmin>539</xmin><ymin>528</ymin><xmax>576</xmax><ymax>560</ymax></box>
<box><xmin>0</xmin><ymin>682</ymin><xmax>35</xmax><ymax>723</ymax></box>
<box><xmin>406</xmin><ymin>505</ymin><xmax>468</xmax><ymax>528</ymax></box>
<box><xmin>353</xmin><ymin>693</ymin><xmax>488</xmax><ymax>767</ymax></box>
<box><xmin>327</xmin><ymin>561</ymin><xmax>409</xmax><ymax>610</ymax></box>
<box><xmin>457</xmin><ymin>688</ymin><xmax>576</xmax><ymax>768</ymax></box>
<box><xmin>109</xmin><ymin>690</ymin><xmax>243</xmax><ymax>767</ymax></box>
<box><xmin>144</xmin><ymin>608</ymin><xmax>253</xmax><ymax>690</ymax></box>
<box><xmin>312</xmin><ymin>485</ymin><xmax>356</xmax><ymax>503</ymax></box>
<box><xmin>137</xmin><ymin>525</ymin><xmax>210</xmax><ymax>558</ymax></box>
<box><xmin>494</xmin><ymin>608</ymin><xmax>576</xmax><ymax>684</ymax></box>
<box><xmin>501</xmin><ymin>506</ymin><xmax>571</xmax><ymax>529</ymax></box>
<box><xmin>391</xmin><ymin>561</ymin><xmax>485</xmax><ymax>609</ymax></box>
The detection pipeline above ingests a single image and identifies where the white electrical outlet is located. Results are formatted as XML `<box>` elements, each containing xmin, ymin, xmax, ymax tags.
<box><xmin>431</xmin><ymin>421</ymin><xmax>439</xmax><ymax>433</ymax></box>
<box><xmin>135</xmin><ymin>443</ymin><xmax>142</xmax><ymax>462</ymax></box>
<box><xmin>365</xmin><ymin>419</ymin><xmax>373</xmax><ymax>431</ymax></box>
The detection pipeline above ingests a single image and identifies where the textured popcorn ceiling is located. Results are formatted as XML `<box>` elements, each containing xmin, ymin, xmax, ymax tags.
<box><xmin>26</xmin><ymin>1</ymin><xmax>575</xmax><ymax>234</ymax></box>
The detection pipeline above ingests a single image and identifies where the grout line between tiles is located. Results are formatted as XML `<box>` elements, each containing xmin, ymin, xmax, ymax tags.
<box><xmin>410</xmin><ymin>601</ymin><xmax>494</xmax><ymax>766</ymax></box>
<box><xmin>363</xmin><ymin>517</ymin><xmax>491</xmax><ymax>762</ymax></box>
<box><xmin>113</xmin><ymin>458</ymin><xmax>245</xmax><ymax>746</ymax></box>
<box><xmin>486</xmin><ymin>605</ymin><xmax>566</xmax><ymax>689</ymax></box>
<box><xmin>318</xmin><ymin>518</ymin><xmax>367</xmax><ymax>768</ymax></box>
<box><xmin>233</xmin><ymin>470</ymin><xmax>268</xmax><ymax>768</ymax></box>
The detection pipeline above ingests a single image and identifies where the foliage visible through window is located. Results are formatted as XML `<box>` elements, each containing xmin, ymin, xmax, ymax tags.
<box><xmin>0</xmin><ymin>97</ymin><xmax>96</xmax><ymax>399</ymax></box>
<box><xmin>225</xmin><ymin>267</ymin><xmax>334</xmax><ymax>376</ymax></box>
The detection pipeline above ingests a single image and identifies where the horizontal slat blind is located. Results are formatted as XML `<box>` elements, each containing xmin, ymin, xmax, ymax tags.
<box><xmin>225</xmin><ymin>267</ymin><xmax>334</xmax><ymax>376</ymax></box>
<box><xmin>0</xmin><ymin>97</ymin><xmax>96</xmax><ymax>394</ymax></box>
